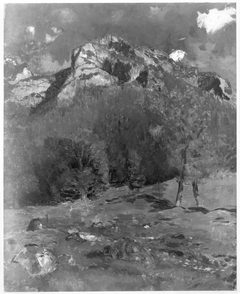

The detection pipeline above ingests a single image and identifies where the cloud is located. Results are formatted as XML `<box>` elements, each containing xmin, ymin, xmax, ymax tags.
<box><xmin>197</xmin><ymin>7</ymin><xmax>236</xmax><ymax>34</ymax></box>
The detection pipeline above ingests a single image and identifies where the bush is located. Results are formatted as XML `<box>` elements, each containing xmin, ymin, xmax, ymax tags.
<box><xmin>31</xmin><ymin>136</ymin><xmax>107</xmax><ymax>203</ymax></box>
<box><xmin>4</xmin><ymin>95</ymin><xmax>110</xmax><ymax>207</ymax></box>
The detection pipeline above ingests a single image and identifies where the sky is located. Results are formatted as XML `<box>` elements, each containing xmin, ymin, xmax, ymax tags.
<box><xmin>4</xmin><ymin>2</ymin><xmax>237</xmax><ymax>89</ymax></box>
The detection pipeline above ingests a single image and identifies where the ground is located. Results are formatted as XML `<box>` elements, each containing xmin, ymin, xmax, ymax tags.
<box><xmin>4</xmin><ymin>172</ymin><xmax>236</xmax><ymax>291</ymax></box>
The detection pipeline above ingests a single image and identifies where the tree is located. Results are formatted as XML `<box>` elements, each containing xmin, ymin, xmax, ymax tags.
<box><xmin>150</xmin><ymin>86</ymin><xmax>219</xmax><ymax>206</ymax></box>
<box><xmin>93</xmin><ymin>87</ymin><xmax>171</xmax><ymax>185</ymax></box>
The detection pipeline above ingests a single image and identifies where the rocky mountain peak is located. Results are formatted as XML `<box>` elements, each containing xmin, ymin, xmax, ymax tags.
<box><xmin>6</xmin><ymin>34</ymin><xmax>234</xmax><ymax>111</ymax></box>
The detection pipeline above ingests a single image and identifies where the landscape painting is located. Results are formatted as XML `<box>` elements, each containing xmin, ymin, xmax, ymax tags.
<box><xmin>4</xmin><ymin>2</ymin><xmax>236</xmax><ymax>291</ymax></box>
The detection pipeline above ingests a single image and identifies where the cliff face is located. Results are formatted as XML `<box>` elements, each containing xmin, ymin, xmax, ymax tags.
<box><xmin>6</xmin><ymin>35</ymin><xmax>233</xmax><ymax>110</ymax></box>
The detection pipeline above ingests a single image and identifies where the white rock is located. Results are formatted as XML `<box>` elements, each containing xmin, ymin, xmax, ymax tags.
<box><xmin>169</xmin><ymin>50</ymin><xmax>186</xmax><ymax>62</ymax></box>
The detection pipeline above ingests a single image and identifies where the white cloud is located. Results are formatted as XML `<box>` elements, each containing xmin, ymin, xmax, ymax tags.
<box><xmin>45</xmin><ymin>34</ymin><xmax>58</xmax><ymax>44</ymax></box>
<box><xmin>51</xmin><ymin>27</ymin><xmax>63</xmax><ymax>34</ymax></box>
<box><xmin>150</xmin><ymin>6</ymin><xmax>161</xmax><ymax>15</ymax></box>
<box><xmin>25</xmin><ymin>26</ymin><xmax>35</xmax><ymax>36</ymax></box>
<box><xmin>197</xmin><ymin>7</ymin><xmax>236</xmax><ymax>34</ymax></box>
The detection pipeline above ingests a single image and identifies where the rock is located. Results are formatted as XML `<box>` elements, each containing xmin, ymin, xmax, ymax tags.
<box><xmin>66</xmin><ymin>228</ymin><xmax>101</xmax><ymax>243</ymax></box>
<box><xmin>9</xmin><ymin>76</ymin><xmax>51</xmax><ymax>108</ymax></box>
<box><xmin>78</xmin><ymin>232</ymin><xmax>101</xmax><ymax>242</ymax></box>
<box><xmin>197</xmin><ymin>72</ymin><xmax>232</xmax><ymax>101</ymax></box>
<box><xmin>26</xmin><ymin>218</ymin><xmax>43</xmax><ymax>231</ymax></box>
<box><xmin>11</xmin><ymin>244</ymin><xmax>57</xmax><ymax>276</ymax></box>
<box><xmin>171</xmin><ymin>233</ymin><xmax>185</xmax><ymax>240</ymax></box>
<box><xmin>103</xmin><ymin>237</ymin><xmax>145</xmax><ymax>261</ymax></box>
<box><xmin>26</xmin><ymin>214</ymin><xmax>48</xmax><ymax>231</ymax></box>
<box><xmin>65</xmin><ymin>232</ymin><xmax>86</xmax><ymax>243</ymax></box>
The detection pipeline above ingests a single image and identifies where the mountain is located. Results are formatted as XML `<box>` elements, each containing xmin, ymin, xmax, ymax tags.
<box><xmin>6</xmin><ymin>34</ymin><xmax>234</xmax><ymax>109</ymax></box>
<box><xmin>4</xmin><ymin>35</ymin><xmax>236</xmax><ymax>208</ymax></box>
